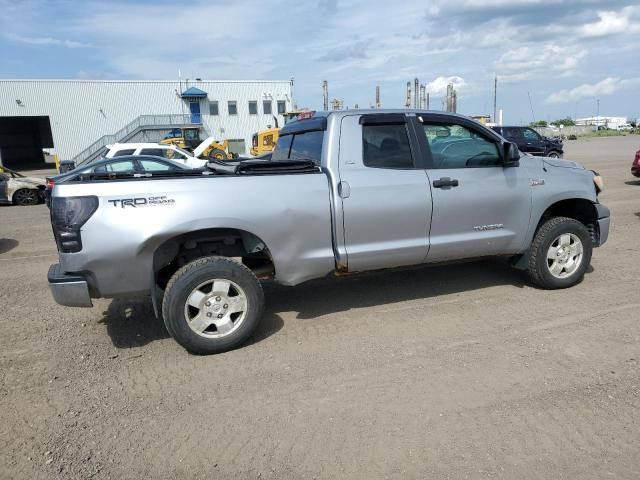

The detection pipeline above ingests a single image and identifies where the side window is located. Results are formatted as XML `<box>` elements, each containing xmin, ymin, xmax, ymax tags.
<box><xmin>523</xmin><ymin>128</ymin><xmax>541</xmax><ymax>141</ymax></box>
<box><xmin>209</xmin><ymin>101</ymin><xmax>219</xmax><ymax>116</ymax></box>
<box><xmin>228</xmin><ymin>101</ymin><xmax>237</xmax><ymax>115</ymax></box>
<box><xmin>96</xmin><ymin>160</ymin><xmax>135</xmax><ymax>173</ymax></box>
<box><xmin>263</xmin><ymin>100</ymin><xmax>272</xmax><ymax>115</ymax></box>
<box><xmin>422</xmin><ymin>122</ymin><xmax>501</xmax><ymax>168</ymax></box>
<box><xmin>248</xmin><ymin>101</ymin><xmax>257</xmax><ymax>115</ymax></box>
<box><xmin>139</xmin><ymin>148</ymin><xmax>165</xmax><ymax>157</ymax></box>
<box><xmin>138</xmin><ymin>160</ymin><xmax>179</xmax><ymax>172</ymax></box>
<box><xmin>277</xmin><ymin>100</ymin><xmax>286</xmax><ymax>114</ymax></box>
<box><xmin>112</xmin><ymin>148</ymin><xmax>135</xmax><ymax>157</ymax></box>
<box><xmin>362</xmin><ymin>124</ymin><xmax>413</xmax><ymax>169</ymax></box>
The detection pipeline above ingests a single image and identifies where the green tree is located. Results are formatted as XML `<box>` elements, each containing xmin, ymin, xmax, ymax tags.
<box><xmin>550</xmin><ymin>117</ymin><xmax>576</xmax><ymax>127</ymax></box>
<box><xmin>529</xmin><ymin>120</ymin><xmax>548</xmax><ymax>127</ymax></box>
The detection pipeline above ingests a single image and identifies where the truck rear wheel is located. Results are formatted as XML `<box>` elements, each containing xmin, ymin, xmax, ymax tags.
<box><xmin>527</xmin><ymin>216</ymin><xmax>592</xmax><ymax>289</ymax></box>
<box><xmin>162</xmin><ymin>256</ymin><xmax>264</xmax><ymax>354</ymax></box>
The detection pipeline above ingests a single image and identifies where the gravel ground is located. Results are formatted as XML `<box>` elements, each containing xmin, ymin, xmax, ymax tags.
<box><xmin>1</xmin><ymin>135</ymin><xmax>639</xmax><ymax>479</ymax></box>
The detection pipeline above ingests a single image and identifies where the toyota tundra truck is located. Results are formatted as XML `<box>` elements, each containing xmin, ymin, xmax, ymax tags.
<box><xmin>48</xmin><ymin>110</ymin><xmax>610</xmax><ymax>354</ymax></box>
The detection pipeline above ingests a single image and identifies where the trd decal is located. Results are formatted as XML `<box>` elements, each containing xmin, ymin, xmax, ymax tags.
<box><xmin>108</xmin><ymin>196</ymin><xmax>175</xmax><ymax>208</ymax></box>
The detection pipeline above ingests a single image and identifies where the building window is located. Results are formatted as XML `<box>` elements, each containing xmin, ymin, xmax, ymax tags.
<box><xmin>277</xmin><ymin>100</ymin><xmax>286</xmax><ymax>114</ymax></box>
<box><xmin>209</xmin><ymin>101</ymin><xmax>218</xmax><ymax>116</ymax></box>
<box><xmin>248</xmin><ymin>101</ymin><xmax>258</xmax><ymax>115</ymax></box>
<box><xmin>263</xmin><ymin>100</ymin><xmax>272</xmax><ymax>115</ymax></box>
<box><xmin>228</xmin><ymin>101</ymin><xmax>237</xmax><ymax>115</ymax></box>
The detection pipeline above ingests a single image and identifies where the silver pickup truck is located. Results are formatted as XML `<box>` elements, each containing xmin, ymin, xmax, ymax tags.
<box><xmin>48</xmin><ymin>110</ymin><xmax>610</xmax><ymax>354</ymax></box>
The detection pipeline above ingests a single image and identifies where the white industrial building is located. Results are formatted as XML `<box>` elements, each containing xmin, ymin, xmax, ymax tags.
<box><xmin>575</xmin><ymin>116</ymin><xmax>629</xmax><ymax>129</ymax></box>
<box><xmin>0</xmin><ymin>79</ymin><xmax>293</xmax><ymax>169</ymax></box>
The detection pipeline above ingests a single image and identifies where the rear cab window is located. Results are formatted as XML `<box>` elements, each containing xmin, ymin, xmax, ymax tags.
<box><xmin>272</xmin><ymin>114</ymin><xmax>326</xmax><ymax>165</ymax></box>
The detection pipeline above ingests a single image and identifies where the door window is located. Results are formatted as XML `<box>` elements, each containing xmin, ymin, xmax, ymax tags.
<box><xmin>94</xmin><ymin>160</ymin><xmax>136</xmax><ymax>173</ymax></box>
<box><xmin>422</xmin><ymin>123</ymin><xmax>501</xmax><ymax>168</ymax></box>
<box><xmin>362</xmin><ymin>124</ymin><xmax>413</xmax><ymax>169</ymax></box>
<box><xmin>523</xmin><ymin>128</ymin><xmax>541</xmax><ymax>141</ymax></box>
<box><xmin>138</xmin><ymin>159</ymin><xmax>181</xmax><ymax>172</ymax></box>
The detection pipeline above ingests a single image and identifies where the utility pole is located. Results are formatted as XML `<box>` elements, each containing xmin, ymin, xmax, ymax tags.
<box><xmin>527</xmin><ymin>91</ymin><xmax>536</xmax><ymax>123</ymax></box>
<box><xmin>322</xmin><ymin>80</ymin><xmax>329</xmax><ymax>111</ymax></box>
<box><xmin>493</xmin><ymin>76</ymin><xmax>497</xmax><ymax>124</ymax></box>
<box><xmin>375</xmin><ymin>86</ymin><xmax>381</xmax><ymax>109</ymax></box>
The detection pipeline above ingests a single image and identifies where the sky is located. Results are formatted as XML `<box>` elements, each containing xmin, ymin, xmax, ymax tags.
<box><xmin>1</xmin><ymin>0</ymin><xmax>639</xmax><ymax>124</ymax></box>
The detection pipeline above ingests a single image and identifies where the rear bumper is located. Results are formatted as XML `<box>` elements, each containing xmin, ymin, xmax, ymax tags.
<box><xmin>48</xmin><ymin>264</ymin><xmax>93</xmax><ymax>307</ymax></box>
<box><xmin>595</xmin><ymin>203</ymin><xmax>610</xmax><ymax>247</ymax></box>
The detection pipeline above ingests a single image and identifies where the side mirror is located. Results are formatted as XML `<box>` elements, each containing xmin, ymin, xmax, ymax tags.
<box><xmin>502</xmin><ymin>141</ymin><xmax>520</xmax><ymax>166</ymax></box>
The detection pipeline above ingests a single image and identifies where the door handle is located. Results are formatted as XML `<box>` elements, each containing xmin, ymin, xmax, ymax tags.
<box><xmin>338</xmin><ymin>181</ymin><xmax>351</xmax><ymax>198</ymax></box>
<box><xmin>432</xmin><ymin>177</ymin><xmax>459</xmax><ymax>189</ymax></box>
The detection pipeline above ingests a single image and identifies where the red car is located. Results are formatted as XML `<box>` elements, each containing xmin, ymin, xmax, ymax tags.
<box><xmin>633</xmin><ymin>148</ymin><xmax>640</xmax><ymax>177</ymax></box>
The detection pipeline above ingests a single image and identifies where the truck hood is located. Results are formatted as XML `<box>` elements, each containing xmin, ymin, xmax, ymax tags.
<box><xmin>542</xmin><ymin>158</ymin><xmax>584</xmax><ymax>170</ymax></box>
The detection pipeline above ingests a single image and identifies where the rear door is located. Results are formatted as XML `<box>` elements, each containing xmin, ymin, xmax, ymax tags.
<box><xmin>415</xmin><ymin>115</ymin><xmax>531</xmax><ymax>261</ymax></box>
<box><xmin>337</xmin><ymin>114</ymin><xmax>432</xmax><ymax>272</ymax></box>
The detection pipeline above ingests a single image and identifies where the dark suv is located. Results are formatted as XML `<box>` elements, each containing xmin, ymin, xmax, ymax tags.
<box><xmin>491</xmin><ymin>126</ymin><xmax>563</xmax><ymax>158</ymax></box>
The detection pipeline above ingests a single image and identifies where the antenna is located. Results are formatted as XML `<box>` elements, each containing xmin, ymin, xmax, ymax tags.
<box><xmin>527</xmin><ymin>91</ymin><xmax>536</xmax><ymax>123</ymax></box>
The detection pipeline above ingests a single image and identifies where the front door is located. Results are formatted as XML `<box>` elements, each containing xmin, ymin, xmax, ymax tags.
<box><xmin>338</xmin><ymin>114</ymin><xmax>432</xmax><ymax>272</ymax></box>
<box><xmin>189</xmin><ymin>102</ymin><xmax>201</xmax><ymax>124</ymax></box>
<box><xmin>415</xmin><ymin>116</ymin><xmax>531</xmax><ymax>262</ymax></box>
<box><xmin>522</xmin><ymin>127</ymin><xmax>546</xmax><ymax>156</ymax></box>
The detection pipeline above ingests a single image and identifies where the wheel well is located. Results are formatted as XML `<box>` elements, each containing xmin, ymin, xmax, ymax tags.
<box><xmin>537</xmin><ymin>199</ymin><xmax>599</xmax><ymax>243</ymax></box>
<box><xmin>152</xmin><ymin>228</ymin><xmax>274</xmax><ymax>289</ymax></box>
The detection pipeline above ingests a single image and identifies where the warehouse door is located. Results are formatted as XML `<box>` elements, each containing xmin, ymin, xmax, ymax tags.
<box><xmin>0</xmin><ymin>116</ymin><xmax>53</xmax><ymax>170</ymax></box>
<box><xmin>189</xmin><ymin>102</ymin><xmax>201</xmax><ymax>124</ymax></box>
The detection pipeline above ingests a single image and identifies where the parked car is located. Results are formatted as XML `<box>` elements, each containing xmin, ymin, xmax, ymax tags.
<box><xmin>632</xmin><ymin>147</ymin><xmax>640</xmax><ymax>177</ymax></box>
<box><xmin>104</xmin><ymin>143</ymin><xmax>208</xmax><ymax>169</ymax></box>
<box><xmin>0</xmin><ymin>166</ymin><xmax>46</xmax><ymax>206</ymax></box>
<box><xmin>47</xmin><ymin>110</ymin><xmax>609</xmax><ymax>355</ymax></box>
<box><xmin>45</xmin><ymin>155</ymin><xmax>190</xmax><ymax>204</ymax></box>
<box><xmin>491</xmin><ymin>126</ymin><xmax>564</xmax><ymax>158</ymax></box>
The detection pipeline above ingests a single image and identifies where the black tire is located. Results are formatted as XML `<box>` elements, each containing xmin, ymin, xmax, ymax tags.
<box><xmin>527</xmin><ymin>216</ymin><xmax>592</xmax><ymax>289</ymax></box>
<box><xmin>547</xmin><ymin>151</ymin><xmax>561</xmax><ymax>158</ymax></box>
<box><xmin>13</xmin><ymin>188</ymin><xmax>40</xmax><ymax>206</ymax></box>
<box><xmin>162</xmin><ymin>256</ymin><xmax>264</xmax><ymax>354</ymax></box>
<box><xmin>208</xmin><ymin>148</ymin><xmax>227</xmax><ymax>160</ymax></box>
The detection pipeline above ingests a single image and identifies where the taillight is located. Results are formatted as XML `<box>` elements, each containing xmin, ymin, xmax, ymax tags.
<box><xmin>46</xmin><ymin>178</ymin><xmax>55</xmax><ymax>189</ymax></box>
<box><xmin>51</xmin><ymin>196</ymin><xmax>98</xmax><ymax>253</ymax></box>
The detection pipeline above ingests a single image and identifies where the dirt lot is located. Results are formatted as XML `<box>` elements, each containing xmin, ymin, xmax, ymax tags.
<box><xmin>1</xmin><ymin>135</ymin><xmax>639</xmax><ymax>479</ymax></box>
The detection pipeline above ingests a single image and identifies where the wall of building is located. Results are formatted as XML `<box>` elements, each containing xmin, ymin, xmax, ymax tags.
<box><xmin>0</xmin><ymin>79</ymin><xmax>293</xmax><ymax>160</ymax></box>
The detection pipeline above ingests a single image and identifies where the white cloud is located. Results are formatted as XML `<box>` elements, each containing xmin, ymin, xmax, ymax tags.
<box><xmin>580</xmin><ymin>6</ymin><xmax>640</xmax><ymax>38</ymax></box>
<box><xmin>495</xmin><ymin>44</ymin><xmax>586</xmax><ymax>82</ymax></box>
<box><xmin>545</xmin><ymin>77</ymin><xmax>640</xmax><ymax>104</ymax></box>
<box><xmin>425</xmin><ymin>76</ymin><xmax>466</xmax><ymax>96</ymax></box>
<box><xmin>5</xmin><ymin>33</ymin><xmax>93</xmax><ymax>48</ymax></box>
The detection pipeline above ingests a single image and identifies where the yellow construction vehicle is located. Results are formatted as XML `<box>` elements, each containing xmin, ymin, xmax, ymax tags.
<box><xmin>249</xmin><ymin>110</ymin><xmax>309</xmax><ymax>156</ymax></box>
<box><xmin>161</xmin><ymin>127</ymin><xmax>236</xmax><ymax>160</ymax></box>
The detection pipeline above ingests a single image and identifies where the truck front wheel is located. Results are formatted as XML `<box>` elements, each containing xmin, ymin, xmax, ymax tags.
<box><xmin>162</xmin><ymin>256</ymin><xmax>264</xmax><ymax>354</ymax></box>
<box><xmin>527</xmin><ymin>216</ymin><xmax>593</xmax><ymax>289</ymax></box>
